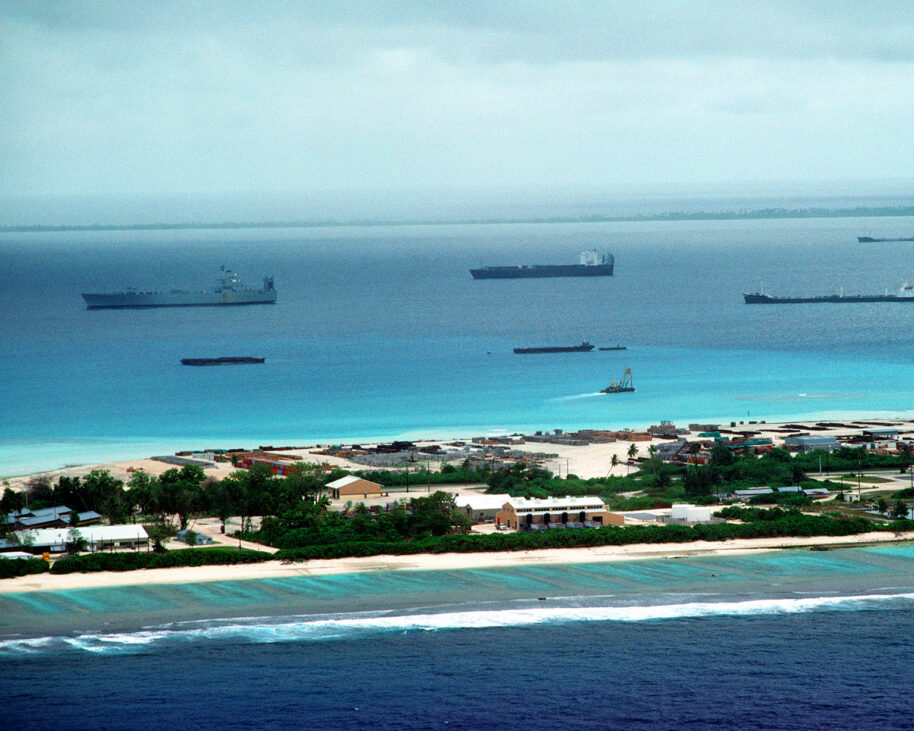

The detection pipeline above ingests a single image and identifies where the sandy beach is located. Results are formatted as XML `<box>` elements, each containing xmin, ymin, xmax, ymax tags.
<box><xmin>3</xmin><ymin>531</ymin><xmax>912</xmax><ymax>595</ymax></box>
<box><xmin>7</xmin><ymin>414</ymin><xmax>914</xmax><ymax>488</ymax></box>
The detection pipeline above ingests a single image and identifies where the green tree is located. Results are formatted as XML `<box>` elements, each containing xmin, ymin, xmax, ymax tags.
<box><xmin>610</xmin><ymin>454</ymin><xmax>619</xmax><ymax>474</ymax></box>
<box><xmin>65</xmin><ymin>527</ymin><xmax>87</xmax><ymax>554</ymax></box>
<box><xmin>891</xmin><ymin>500</ymin><xmax>910</xmax><ymax>519</ymax></box>
<box><xmin>876</xmin><ymin>497</ymin><xmax>889</xmax><ymax>515</ymax></box>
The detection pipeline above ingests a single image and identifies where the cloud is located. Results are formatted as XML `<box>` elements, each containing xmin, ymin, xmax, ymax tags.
<box><xmin>0</xmin><ymin>1</ymin><xmax>912</xmax><ymax>200</ymax></box>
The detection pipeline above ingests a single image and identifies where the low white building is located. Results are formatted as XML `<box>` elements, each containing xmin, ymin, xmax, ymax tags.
<box><xmin>454</xmin><ymin>493</ymin><xmax>512</xmax><ymax>523</ymax></box>
<box><xmin>14</xmin><ymin>525</ymin><xmax>149</xmax><ymax>553</ymax></box>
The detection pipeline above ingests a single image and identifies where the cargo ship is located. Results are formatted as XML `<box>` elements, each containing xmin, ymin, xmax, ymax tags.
<box><xmin>858</xmin><ymin>236</ymin><xmax>914</xmax><ymax>243</ymax></box>
<box><xmin>514</xmin><ymin>341</ymin><xmax>595</xmax><ymax>354</ymax></box>
<box><xmin>598</xmin><ymin>345</ymin><xmax>627</xmax><ymax>351</ymax></box>
<box><xmin>471</xmin><ymin>250</ymin><xmax>614</xmax><ymax>279</ymax></box>
<box><xmin>744</xmin><ymin>282</ymin><xmax>914</xmax><ymax>304</ymax></box>
<box><xmin>82</xmin><ymin>268</ymin><xmax>276</xmax><ymax>309</ymax></box>
<box><xmin>181</xmin><ymin>357</ymin><xmax>265</xmax><ymax>366</ymax></box>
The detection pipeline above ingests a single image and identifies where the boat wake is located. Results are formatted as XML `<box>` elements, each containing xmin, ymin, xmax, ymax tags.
<box><xmin>551</xmin><ymin>392</ymin><xmax>604</xmax><ymax>401</ymax></box>
<box><xmin>3</xmin><ymin>591</ymin><xmax>914</xmax><ymax>657</ymax></box>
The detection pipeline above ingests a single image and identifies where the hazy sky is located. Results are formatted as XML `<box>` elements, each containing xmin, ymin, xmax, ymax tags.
<box><xmin>2</xmin><ymin>1</ymin><xmax>913</xmax><ymax>202</ymax></box>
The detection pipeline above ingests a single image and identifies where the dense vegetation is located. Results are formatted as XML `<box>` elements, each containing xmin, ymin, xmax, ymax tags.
<box><xmin>50</xmin><ymin>547</ymin><xmax>271</xmax><ymax>574</ymax></box>
<box><xmin>0</xmin><ymin>558</ymin><xmax>50</xmax><ymax>579</ymax></box>
<box><xmin>352</xmin><ymin>463</ymin><xmax>489</xmax><ymax>488</ymax></box>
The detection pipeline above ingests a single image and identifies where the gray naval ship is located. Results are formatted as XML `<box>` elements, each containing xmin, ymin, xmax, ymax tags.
<box><xmin>82</xmin><ymin>267</ymin><xmax>276</xmax><ymax>309</ymax></box>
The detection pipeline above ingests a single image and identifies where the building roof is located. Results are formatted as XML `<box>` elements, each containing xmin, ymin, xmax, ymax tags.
<box><xmin>455</xmin><ymin>493</ymin><xmax>512</xmax><ymax>511</ymax></box>
<box><xmin>0</xmin><ymin>552</ymin><xmax>36</xmax><ymax>560</ymax></box>
<box><xmin>784</xmin><ymin>435</ymin><xmax>839</xmax><ymax>444</ymax></box>
<box><xmin>77</xmin><ymin>511</ymin><xmax>103</xmax><ymax>522</ymax></box>
<box><xmin>14</xmin><ymin>525</ymin><xmax>148</xmax><ymax>547</ymax></box>
<box><xmin>326</xmin><ymin>475</ymin><xmax>380</xmax><ymax>489</ymax></box>
<box><xmin>503</xmin><ymin>496</ymin><xmax>608</xmax><ymax>511</ymax></box>
<box><xmin>734</xmin><ymin>487</ymin><xmax>774</xmax><ymax>497</ymax></box>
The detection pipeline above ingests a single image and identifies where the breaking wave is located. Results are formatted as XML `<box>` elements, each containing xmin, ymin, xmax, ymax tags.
<box><xmin>4</xmin><ymin>592</ymin><xmax>913</xmax><ymax>656</ymax></box>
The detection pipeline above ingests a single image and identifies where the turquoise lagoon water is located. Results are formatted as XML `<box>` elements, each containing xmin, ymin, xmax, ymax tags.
<box><xmin>3</xmin><ymin>215</ymin><xmax>914</xmax><ymax>474</ymax></box>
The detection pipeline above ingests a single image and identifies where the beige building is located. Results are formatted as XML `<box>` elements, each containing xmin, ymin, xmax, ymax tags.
<box><xmin>496</xmin><ymin>496</ymin><xmax>624</xmax><ymax>530</ymax></box>
<box><xmin>327</xmin><ymin>475</ymin><xmax>384</xmax><ymax>500</ymax></box>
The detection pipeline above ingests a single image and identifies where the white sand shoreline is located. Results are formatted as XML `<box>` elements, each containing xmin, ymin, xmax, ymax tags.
<box><xmin>3</xmin><ymin>532</ymin><xmax>912</xmax><ymax>595</ymax></box>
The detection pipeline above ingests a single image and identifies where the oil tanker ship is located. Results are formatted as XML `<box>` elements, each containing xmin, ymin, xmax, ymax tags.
<box><xmin>471</xmin><ymin>250</ymin><xmax>614</xmax><ymax>279</ymax></box>
<box><xmin>744</xmin><ymin>282</ymin><xmax>914</xmax><ymax>304</ymax></box>
<box><xmin>82</xmin><ymin>268</ymin><xmax>276</xmax><ymax>309</ymax></box>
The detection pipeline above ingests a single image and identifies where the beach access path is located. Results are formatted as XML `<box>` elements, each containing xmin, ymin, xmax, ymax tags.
<box><xmin>3</xmin><ymin>531</ymin><xmax>912</xmax><ymax>595</ymax></box>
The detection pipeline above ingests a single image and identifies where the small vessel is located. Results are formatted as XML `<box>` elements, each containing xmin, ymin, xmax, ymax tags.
<box><xmin>82</xmin><ymin>267</ymin><xmax>276</xmax><ymax>309</ymax></box>
<box><xmin>601</xmin><ymin>368</ymin><xmax>635</xmax><ymax>393</ymax></box>
<box><xmin>181</xmin><ymin>357</ymin><xmax>265</xmax><ymax>366</ymax></box>
<box><xmin>857</xmin><ymin>236</ymin><xmax>914</xmax><ymax>243</ymax></box>
<box><xmin>514</xmin><ymin>341</ymin><xmax>595</xmax><ymax>354</ymax></box>
<box><xmin>598</xmin><ymin>345</ymin><xmax>627</xmax><ymax>351</ymax></box>
<box><xmin>471</xmin><ymin>250</ymin><xmax>614</xmax><ymax>279</ymax></box>
<box><xmin>744</xmin><ymin>282</ymin><xmax>914</xmax><ymax>304</ymax></box>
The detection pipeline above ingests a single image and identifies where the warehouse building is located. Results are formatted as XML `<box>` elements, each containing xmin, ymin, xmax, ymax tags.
<box><xmin>327</xmin><ymin>475</ymin><xmax>384</xmax><ymax>500</ymax></box>
<box><xmin>13</xmin><ymin>525</ymin><xmax>149</xmax><ymax>553</ymax></box>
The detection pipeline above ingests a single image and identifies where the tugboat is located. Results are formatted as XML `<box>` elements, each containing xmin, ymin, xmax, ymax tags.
<box><xmin>601</xmin><ymin>368</ymin><xmax>635</xmax><ymax>393</ymax></box>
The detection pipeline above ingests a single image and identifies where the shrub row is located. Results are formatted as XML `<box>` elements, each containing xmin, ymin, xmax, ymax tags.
<box><xmin>273</xmin><ymin>514</ymin><xmax>914</xmax><ymax>561</ymax></box>
<box><xmin>0</xmin><ymin>557</ymin><xmax>50</xmax><ymax>580</ymax></box>
<box><xmin>49</xmin><ymin>547</ymin><xmax>273</xmax><ymax>574</ymax></box>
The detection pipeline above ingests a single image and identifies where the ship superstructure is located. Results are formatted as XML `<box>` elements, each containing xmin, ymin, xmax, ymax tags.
<box><xmin>82</xmin><ymin>268</ymin><xmax>276</xmax><ymax>309</ymax></box>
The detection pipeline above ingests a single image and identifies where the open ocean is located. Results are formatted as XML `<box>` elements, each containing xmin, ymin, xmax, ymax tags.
<box><xmin>3</xmin><ymin>213</ymin><xmax>914</xmax><ymax>475</ymax></box>
<box><xmin>3</xmin><ymin>545</ymin><xmax>914</xmax><ymax>729</ymax></box>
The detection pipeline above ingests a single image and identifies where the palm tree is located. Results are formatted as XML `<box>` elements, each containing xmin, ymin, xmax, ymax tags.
<box><xmin>627</xmin><ymin>443</ymin><xmax>638</xmax><ymax>475</ymax></box>
<box><xmin>610</xmin><ymin>453</ymin><xmax>619</xmax><ymax>475</ymax></box>
<box><xmin>648</xmin><ymin>444</ymin><xmax>658</xmax><ymax>459</ymax></box>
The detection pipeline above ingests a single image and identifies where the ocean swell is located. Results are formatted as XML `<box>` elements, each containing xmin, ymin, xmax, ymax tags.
<box><xmin>3</xmin><ymin>591</ymin><xmax>913</xmax><ymax>656</ymax></box>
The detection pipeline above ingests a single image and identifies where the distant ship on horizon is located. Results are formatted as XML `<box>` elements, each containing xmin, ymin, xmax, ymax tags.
<box><xmin>514</xmin><ymin>341</ymin><xmax>595</xmax><ymax>354</ymax></box>
<box><xmin>857</xmin><ymin>236</ymin><xmax>914</xmax><ymax>243</ymax></box>
<box><xmin>82</xmin><ymin>267</ymin><xmax>276</xmax><ymax>309</ymax></box>
<box><xmin>471</xmin><ymin>250</ymin><xmax>614</xmax><ymax>279</ymax></box>
<box><xmin>744</xmin><ymin>282</ymin><xmax>914</xmax><ymax>304</ymax></box>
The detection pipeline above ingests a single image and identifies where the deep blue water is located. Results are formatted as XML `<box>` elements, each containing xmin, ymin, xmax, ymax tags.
<box><xmin>3</xmin><ymin>215</ymin><xmax>914</xmax><ymax>474</ymax></box>
<box><xmin>4</xmin><ymin>610</ymin><xmax>914</xmax><ymax>730</ymax></box>
<box><xmin>4</xmin><ymin>547</ymin><xmax>914</xmax><ymax>729</ymax></box>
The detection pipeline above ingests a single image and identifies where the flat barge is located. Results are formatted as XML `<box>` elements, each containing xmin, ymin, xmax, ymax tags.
<box><xmin>181</xmin><ymin>357</ymin><xmax>265</xmax><ymax>366</ymax></box>
<box><xmin>514</xmin><ymin>341</ymin><xmax>594</xmax><ymax>354</ymax></box>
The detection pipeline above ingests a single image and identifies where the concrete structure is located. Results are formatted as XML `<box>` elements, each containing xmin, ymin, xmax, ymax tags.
<box><xmin>784</xmin><ymin>435</ymin><xmax>840</xmax><ymax>452</ymax></box>
<box><xmin>14</xmin><ymin>525</ymin><xmax>149</xmax><ymax>553</ymax></box>
<box><xmin>669</xmin><ymin>504</ymin><xmax>713</xmax><ymax>524</ymax></box>
<box><xmin>454</xmin><ymin>493</ymin><xmax>511</xmax><ymax>523</ymax></box>
<box><xmin>327</xmin><ymin>475</ymin><xmax>384</xmax><ymax>500</ymax></box>
<box><xmin>495</xmin><ymin>496</ymin><xmax>623</xmax><ymax>530</ymax></box>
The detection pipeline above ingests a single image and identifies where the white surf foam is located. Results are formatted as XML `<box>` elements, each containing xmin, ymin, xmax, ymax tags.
<box><xmin>4</xmin><ymin>592</ymin><xmax>914</xmax><ymax>655</ymax></box>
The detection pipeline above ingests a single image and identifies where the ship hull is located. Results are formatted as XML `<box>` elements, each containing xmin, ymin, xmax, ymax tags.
<box><xmin>471</xmin><ymin>264</ymin><xmax>614</xmax><ymax>279</ymax></box>
<box><xmin>82</xmin><ymin>291</ymin><xmax>276</xmax><ymax>309</ymax></box>
<box><xmin>181</xmin><ymin>357</ymin><xmax>265</xmax><ymax>366</ymax></box>
<box><xmin>514</xmin><ymin>344</ymin><xmax>595</xmax><ymax>354</ymax></box>
<box><xmin>744</xmin><ymin>293</ymin><xmax>914</xmax><ymax>304</ymax></box>
<box><xmin>857</xmin><ymin>237</ymin><xmax>914</xmax><ymax>243</ymax></box>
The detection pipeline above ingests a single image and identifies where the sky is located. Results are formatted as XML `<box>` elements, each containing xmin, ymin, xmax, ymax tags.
<box><xmin>1</xmin><ymin>1</ymin><xmax>913</xmax><ymax>222</ymax></box>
